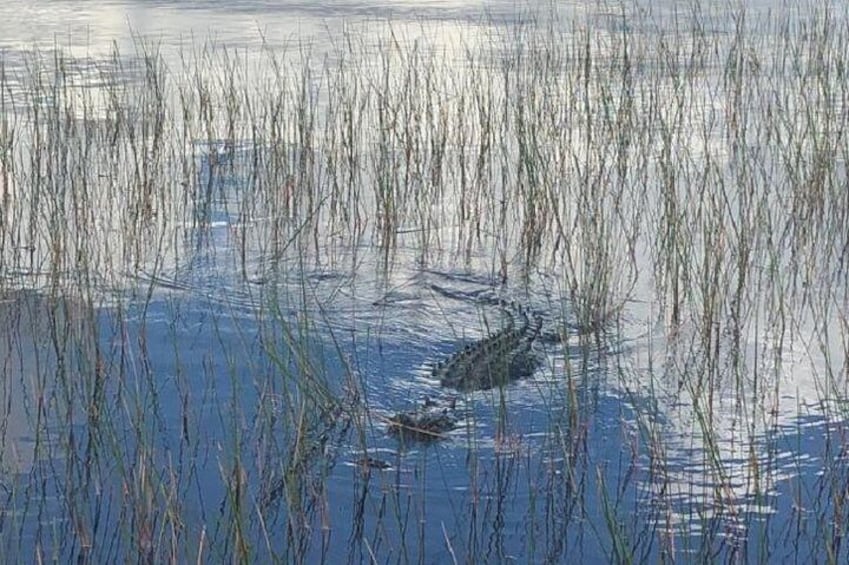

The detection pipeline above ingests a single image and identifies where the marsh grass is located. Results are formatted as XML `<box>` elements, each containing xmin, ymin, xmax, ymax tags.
<box><xmin>0</xmin><ymin>1</ymin><xmax>848</xmax><ymax>562</ymax></box>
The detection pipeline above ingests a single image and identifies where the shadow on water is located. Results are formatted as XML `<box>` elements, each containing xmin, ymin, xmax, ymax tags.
<box><xmin>0</xmin><ymin>290</ymin><xmax>102</xmax><ymax>556</ymax></box>
<box><xmin>0</xmin><ymin>241</ymin><xmax>623</xmax><ymax>562</ymax></box>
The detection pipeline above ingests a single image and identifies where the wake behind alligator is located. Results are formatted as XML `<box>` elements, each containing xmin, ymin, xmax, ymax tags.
<box><xmin>387</xmin><ymin>301</ymin><xmax>543</xmax><ymax>441</ymax></box>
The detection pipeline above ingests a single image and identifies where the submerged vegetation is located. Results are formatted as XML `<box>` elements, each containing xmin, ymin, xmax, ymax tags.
<box><xmin>1</xmin><ymin>1</ymin><xmax>849</xmax><ymax>562</ymax></box>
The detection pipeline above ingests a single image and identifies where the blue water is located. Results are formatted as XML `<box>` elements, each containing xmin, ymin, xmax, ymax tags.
<box><xmin>1</xmin><ymin>244</ymin><xmax>844</xmax><ymax>561</ymax></box>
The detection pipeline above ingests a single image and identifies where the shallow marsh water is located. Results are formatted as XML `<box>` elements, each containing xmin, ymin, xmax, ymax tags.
<box><xmin>1</xmin><ymin>0</ymin><xmax>849</xmax><ymax>563</ymax></box>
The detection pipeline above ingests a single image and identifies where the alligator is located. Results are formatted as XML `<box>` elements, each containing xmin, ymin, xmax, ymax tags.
<box><xmin>387</xmin><ymin>302</ymin><xmax>543</xmax><ymax>442</ymax></box>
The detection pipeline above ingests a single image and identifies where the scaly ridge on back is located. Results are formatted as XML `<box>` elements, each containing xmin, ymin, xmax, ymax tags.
<box><xmin>436</xmin><ymin>300</ymin><xmax>542</xmax><ymax>392</ymax></box>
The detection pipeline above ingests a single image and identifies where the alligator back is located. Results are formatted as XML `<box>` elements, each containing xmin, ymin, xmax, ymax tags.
<box><xmin>435</xmin><ymin>301</ymin><xmax>542</xmax><ymax>391</ymax></box>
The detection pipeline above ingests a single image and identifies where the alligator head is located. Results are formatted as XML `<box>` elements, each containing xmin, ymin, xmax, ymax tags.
<box><xmin>387</xmin><ymin>396</ymin><xmax>458</xmax><ymax>441</ymax></box>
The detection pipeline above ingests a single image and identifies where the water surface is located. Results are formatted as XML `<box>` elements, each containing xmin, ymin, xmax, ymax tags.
<box><xmin>1</xmin><ymin>0</ymin><xmax>848</xmax><ymax>562</ymax></box>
